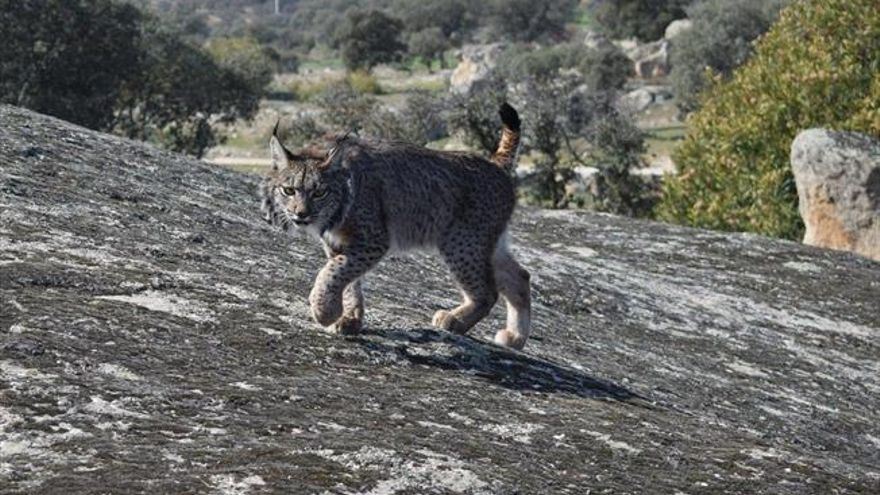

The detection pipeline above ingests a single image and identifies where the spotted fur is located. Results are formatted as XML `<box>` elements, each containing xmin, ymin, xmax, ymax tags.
<box><xmin>260</xmin><ymin>105</ymin><xmax>531</xmax><ymax>349</ymax></box>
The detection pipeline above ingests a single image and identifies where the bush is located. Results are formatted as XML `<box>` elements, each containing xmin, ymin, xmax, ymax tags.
<box><xmin>114</xmin><ymin>22</ymin><xmax>263</xmax><ymax>157</ymax></box>
<box><xmin>485</xmin><ymin>0</ymin><xmax>578</xmax><ymax>42</ymax></box>
<box><xmin>498</xmin><ymin>43</ymin><xmax>631</xmax><ymax>91</ymax></box>
<box><xmin>657</xmin><ymin>0</ymin><xmax>880</xmax><ymax>239</ymax></box>
<box><xmin>0</xmin><ymin>1</ymin><xmax>264</xmax><ymax>158</ymax></box>
<box><xmin>364</xmin><ymin>92</ymin><xmax>448</xmax><ymax>145</ymax></box>
<box><xmin>592</xmin><ymin>0</ymin><xmax>690</xmax><ymax>42</ymax></box>
<box><xmin>314</xmin><ymin>82</ymin><xmax>379</xmax><ymax>133</ymax></box>
<box><xmin>407</xmin><ymin>27</ymin><xmax>450</xmax><ymax>68</ymax></box>
<box><xmin>670</xmin><ymin>0</ymin><xmax>788</xmax><ymax>114</ymax></box>
<box><xmin>0</xmin><ymin>0</ymin><xmax>142</xmax><ymax>130</ymax></box>
<box><xmin>585</xmin><ymin>103</ymin><xmax>651</xmax><ymax>216</ymax></box>
<box><xmin>207</xmin><ymin>37</ymin><xmax>274</xmax><ymax>96</ymax></box>
<box><xmin>345</xmin><ymin>70</ymin><xmax>382</xmax><ymax>95</ymax></box>
<box><xmin>335</xmin><ymin>9</ymin><xmax>406</xmax><ymax>72</ymax></box>
<box><xmin>579</xmin><ymin>45</ymin><xmax>633</xmax><ymax>92</ymax></box>
<box><xmin>446</xmin><ymin>76</ymin><xmax>509</xmax><ymax>155</ymax></box>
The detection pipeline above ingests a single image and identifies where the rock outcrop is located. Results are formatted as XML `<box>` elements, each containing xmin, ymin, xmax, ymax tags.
<box><xmin>2</xmin><ymin>105</ymin><xmax>879</xmax><ymax>494</ymax></box>
<box><xmin>791</xmin><ymin>128</ymin><xmax>880</xmax><ymax>261</ymax></box>
<box><xmin>664</xmin><ymin>19</ymin><xmax>693</xmax><ymax>41</ymax></box>
<box><xmin>616</xmin><ymin>39</ymin><xmax>670</xmax><ymax>80</ymax></box>
<box><xmin>449</xmin><ymin>44</ymin><xmax>506</xmax><ymax>95</ymax></box>
<box><xmin>619</xmin><ymin>85</ymin><xmax>674</xmax><ymax>112</ymax></box>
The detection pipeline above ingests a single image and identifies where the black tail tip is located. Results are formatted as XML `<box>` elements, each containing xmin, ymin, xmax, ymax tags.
<box><xmin>499</xmin><ymin>102</ymin><xmax>521</xmax><ymax>132</ymax></box>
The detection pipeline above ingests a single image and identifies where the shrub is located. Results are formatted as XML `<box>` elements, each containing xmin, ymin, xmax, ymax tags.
<box><xmin>657</xmin><ymin>0</ymin><xmax>880</xmax><ymax>239</ymax></box>
<box><xmin>0</xmin><ymin>1</ymin><xmax>264</xmax><ymax>158</ymax></box>
<box><xmin>335</xmin><ymin>9</ymin><xmax>406</xmax><ymax>72</ymax></box>
<box><xmin>407</xmin><ymin>27</ymin><xmax>450</xmax><ymax>68</ymax></box>
<box><xmin>314</xmin><ymin>82</ymin><xmax>379</xmax><ymax>133</ymax></box>
<box><xmin>514</xmin><ymin>83</ymin><xmax>648</xmax><ymax>211</ymax></box>
<box><xmin>114</xmin><ymin>22</ymin><xmax>263</xmax><ymax>158</ymax></box>
<box><xmin>0</xmin><ymin>0</ymin><xmax>142</xmax><ymax>130</ymax></box>
<box><xmin>446</xmin><ymin>76</ymin><xmax>509</xmax><ymax>155</ymax></box>
<box><xmin>669</xmin><ymin>0</ymin><xmax>788</xmax><ymax>114</ymax></box>
<box><xmin>273</xmin><ymin>114</ymin><xmax>325</xmax><ymax>149</ymax></box>
<box><xmin>206</xmin><ymin>37</ymin><xmax>274</xmax><ymax>96</ymax></box>
<box><xmin>498</xmin><ymin>43</ymin><xmax>630</xmax><ymax>91</ymax></box>
<box><xmin>484</xmin><ymin>0</ymin><xmax>578</xmax><ymax>42</ymax></box>
<box><xmin>579</xmin><ymin>44</ymin><xmax>633</xmax><ymax>92</ymax></box>
<box><xmin>585</xmin><ymin>103</ymin><xmax>651</xmax><ymax>216</ymax></box>
<box><xmin>345</xmin><ymin>70</ymin><xmax>382</xmax><ymax>95</ymax></box>
<box><xmin>592</xmin><ymin>0</ymin><xmax>690</xmax><ymax>42</ymax></box>
<box><xmin>364</xmin><ymin>92</ymin><xmax>448</xmax><ymax>145</ymax></box>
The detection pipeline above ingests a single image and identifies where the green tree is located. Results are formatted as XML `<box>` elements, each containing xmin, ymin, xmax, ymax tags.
<box><xmin>407</xmin><ymin>28</ymin><xmax>451</xmax><ymax>68</ymax></box>
<box><xmin>657</xmin><ymin>0</ymin><xmax>880</xmax><ymax>239</ymax></box>
<box><xmin>485</xmin><ymin>0</ymin><xmax>578</xmax><ymax>42</ymax></box>
<box><xmin>114</xmin><ymin>23</ymin><xmax>263</xmax><ymax>157</ymax></box>
<box><xmin>0</xmin><ymin>0</ymin><xmax>142</xmax><ymax>130</ymax></box>
<box><xmin>669</xmin><ymin>0</ymin><xmax>788</xmax><ymax>114</ymax></box>
<box><xmin>336</xmin><ymin>9</ymin><xmax>406</xmax><ymax>72</ymax></box>
<box><xmin>395</xmin><ymin>0</ymin><xmax>474</xmax><ymax>44</ymax></box>
<box><xmin>498</xmin><ymin>43</ymin><xmax>631</xmax><ymax>91</ymax></box>
<box><xmin>207</xmin><ymin>37</ymin><xmax>274</xmax><ymax>95</ymax></box>
<box><xmin>592</xmin><ymin>0</ymin><xmax>690</xmax><ymax>42</ymax></box>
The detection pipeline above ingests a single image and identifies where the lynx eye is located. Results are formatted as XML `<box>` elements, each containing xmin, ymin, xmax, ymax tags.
<box><xmin>279</xmin><ymin>186</ymin><xmax>296</xmax><ymax>197</ymax></box>
<box><xmin>313</xmin><ymin>187</ymin><xmax>329</xmax><ymax>199</ymax></box>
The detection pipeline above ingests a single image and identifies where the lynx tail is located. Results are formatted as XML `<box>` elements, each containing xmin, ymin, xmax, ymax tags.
<box><xmin>492</xmin><ymin>102</ymin><xmax>521</xmax><ymax>171</ymax></box>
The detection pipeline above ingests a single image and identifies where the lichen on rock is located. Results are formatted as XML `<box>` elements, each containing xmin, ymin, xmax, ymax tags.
<box><xmin>1</xmin><ymin>105</ymin><xmax>879</xmax><ymax>493</ymax></box>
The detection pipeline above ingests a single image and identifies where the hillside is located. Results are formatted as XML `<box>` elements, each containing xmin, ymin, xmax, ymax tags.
<box><xmin>1</xmin><ymin>104</ymin><xmax>879</xmax><ymax>494</ymax></box>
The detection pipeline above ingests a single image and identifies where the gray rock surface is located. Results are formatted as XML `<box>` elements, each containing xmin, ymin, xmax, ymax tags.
<box><xmin>791</xmin><ymin>128</ymin><xmax>880</xmax><ymax>261</ymax></box>
<box><xmin>2</xmin><ymin>104</ymin><xmax>880</xmax><ymax>494</ymax></box>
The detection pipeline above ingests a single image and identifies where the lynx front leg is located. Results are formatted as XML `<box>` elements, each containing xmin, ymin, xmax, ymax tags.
<box><xmin>309</xmin><ymin>248</ymin><xmax>382</xmax><ymax>330</ymax></box>
<box><xmin>332</xmin><ymin>279</ymin><xmax>365</xmax><ymax>335</ymax></box>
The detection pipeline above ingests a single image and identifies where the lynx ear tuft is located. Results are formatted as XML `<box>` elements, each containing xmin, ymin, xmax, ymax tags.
<box><xmin>269</xmin><ymin>122</ymin><xmax>290</xmax><ymax>171</ymax></box>
<box><xmin>317</xmin><ymin>132</ymin><xmax>352</xmax><ymax>172</ymax></box>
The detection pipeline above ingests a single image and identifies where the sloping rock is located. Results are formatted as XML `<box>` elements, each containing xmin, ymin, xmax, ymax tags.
<box><xmin>449</xmin><ymin>43</ymin><xmax>506</xmax><ymax>95</ymax></box>
<box><xmin>2</xmin><ymin>104</ymin><xmax>880</xmax><ymax>494</ymax></box>
<box><xmin>791</xmin><ymin>128</ymin><xmax>880</xmax><ymax>261</ymax></box>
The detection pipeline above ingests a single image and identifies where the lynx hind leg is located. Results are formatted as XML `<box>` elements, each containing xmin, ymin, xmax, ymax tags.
<box><xmin>332</xmin><ymin>279</ymin><xmax>364</xmax><ymax>335</ymax></box>
<box><xmin>433</xmin><ymin>236</ymin><xmax>499</xmax><ymax>335</ymax></box>
<box><xmin>492</xmin><ymin>244</ymin><xmax>531</xmax><ymax>350</ymax></box>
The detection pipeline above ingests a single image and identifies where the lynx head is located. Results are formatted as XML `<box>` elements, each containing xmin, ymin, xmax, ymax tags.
<box><xmin>261</xmin><ymin>128</ymin><xmax>351</xmax><ymax>235</ymax></box>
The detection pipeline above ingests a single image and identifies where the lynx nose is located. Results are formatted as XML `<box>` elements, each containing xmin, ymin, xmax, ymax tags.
<box><xmin>292</xmin><ymin>213</ymin><xmax>311</xmax><ymax>226</ymax></box>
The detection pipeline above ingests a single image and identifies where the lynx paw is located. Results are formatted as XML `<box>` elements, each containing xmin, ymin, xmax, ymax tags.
<box><xmin>494</xmin><ymin>329</ymin><xmax>527</xmax><ymax>350</ymax></box>
<box><xmin>331</xmin><ymin>315</ymin><xmax>363</xmax><ymax>335</ymax></box>
<box><xmin>432</xmin><ymin>310</ymin><xmax>468</xmax><ymax>335</ymax></box>
<box><xmin>310</xmin><ymin>295</ymin><xmax>344</xmax><ymax>327</ymax></box>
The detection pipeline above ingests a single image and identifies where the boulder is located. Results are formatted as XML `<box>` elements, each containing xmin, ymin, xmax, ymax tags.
<box><xmin>619</xmin><ymin>85</ymin><xmax>674</xmax><ymax>112</ymax></box>
<box><xmin>791</xmin><ymin>128</ymin><xmax>880</xmax><ymax>261</ymax></box>
<box><xmin>583</xmin><ymin>30</ymin><xmax>614</xmax><ymax>51</ymax></box>
<box><xmin>449</xmin><ymin>43</ymin><xmax>506</xmax><ymax>95</ymax></box>
<box><xmin>616</xmin><ymin>39</ymin><xmax>670</xmax><ymax>79</ymax></box>
<box><xmin>664</xmin><ymin>19</ymin><xmax>693</xmax><ymax>40</ymax></box>
<box><xmin>2</xmin><ymin>105</ymin><xmax>879</xmax><ymax>493</ymax></box>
